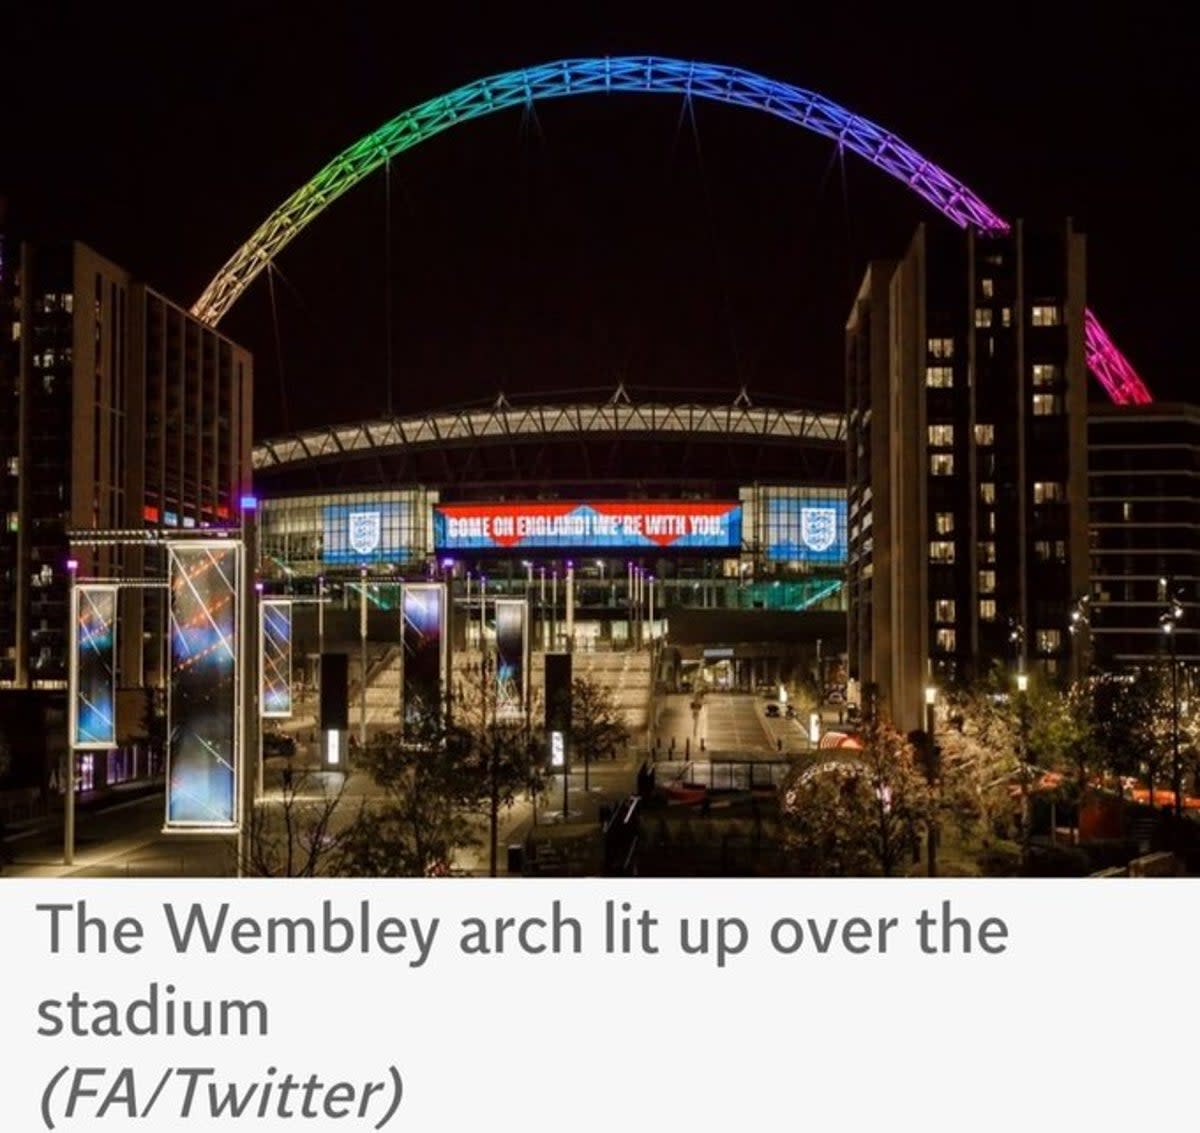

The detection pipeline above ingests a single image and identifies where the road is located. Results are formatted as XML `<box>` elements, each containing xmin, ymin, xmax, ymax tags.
<box><xmin>653</xmin><ymin>693</ymin><xmax>810</xmax><ymax>758</ymax></box>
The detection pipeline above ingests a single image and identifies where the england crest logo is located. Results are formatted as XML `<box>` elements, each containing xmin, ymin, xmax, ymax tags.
<box><xmin>800</xmin><ymin>507</ymin><xmax>837</xmax><ymax>553</ymax></box>
<box><xmin>348</xmin><ymin>511</ymin><xmax>382</xmax><ymax>556</ymax></box>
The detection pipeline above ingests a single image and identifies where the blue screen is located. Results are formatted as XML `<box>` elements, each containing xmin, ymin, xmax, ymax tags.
<box><xmin>764</xmin><ymin>498</ymin><xmax>847</xmax><ymax>564</ymax></box>
<box><xmin>322</xmin><ymin>502</ymin><xmax>411</xmax><ymax>564</ymax></box>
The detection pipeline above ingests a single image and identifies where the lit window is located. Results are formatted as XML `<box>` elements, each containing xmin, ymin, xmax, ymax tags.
<box><xmin>63</xmin><ymin>293</ymin><xmax>74</xmax><ymax>313</ymax></box>
<box><xmin>929</xmin><ymin>541</ymin><xmax>956</xmax><ymax>564</ymax></box>
<box><xmin>936</xmin><ymin>628</ymin><xmax>957</xmax><ymax>652</ymax></box>
<box><xmin>980</xmin><ymin>278</ymin><xmax>994</xmax><ymax>299</ymax></box>
<box><xmin>926</xmin><ymin>365</ymin><xmax>953</xmax><ymax>388</ymax></box>
<box><xmin>986</xmin><ymin>511</ymin><xmax>996</xmax><ymax>534</ymax></box>
<box><xmin>979</xmin><ymin>482</ymin><xmax>996</xmax><ymax>505</ymax></box>
<box><xmin>1032</xmin><ymin>305</ymin><xmax>1061</xmax><ymax>327</ymax></box>
<box><xmin>1033</xmin><ymin>481</ymin><xmax>1064</xmax><ymax>504</ymax></box>
<box><xmin>934</xmin><ymin>512</ymin><xmax>955</xmax><ymax>535</ymax></box>
<box><xmin>1033</xmin><ymin>393</ymin><xmax>1063</xmax><ymax>416</ymax></box>
<box><xmin>978</xmin><ymin>541</ymin><xmax>996</xmax><ymax>564</ymax></box>
<box><xmin>934</xmin><ymin>599</ymin><xmax>956</xmax><ymax>623</ymax></box>
<box><xmin>974</xmin><ymin>308</ymin><xmax>993</xmax><ymax>328</ymax></box>
<box><xmin>6</xmin><ymin>456</ymin><xmax>18</xmax><ymax>476</ymax></box>
<box><xmin>10</xmin><ymin>321</ymin><xmax>19</xmax><ymax>341</ymax></box>
<box><xmin>1032</xmin><ymin>363</ymin><xmax>1060</xmax><ymax>387</ymax></box>
<box><xmin>5</xmin><ymin>512</ymin><xmax>17</xmax><ymax>533</ymax></box>
<box><xmin>978</xmin><ymin>570</ymin><xmax>996</xmax><ymax>594</ymax></box>
<box><xmin>930</xmin><ymin>453</ymin><xmax>955</xmax><ymax>476</ymax></box>
<box><xmin>1123</xmin><ymin>502</ymin><xmax>1133</xmax><ymax>521</ymax></box>
<box><xmin>1001</xmin><ymin>307</ymin><xmax>1012</xmax><ymax>327</ymax></box>
<box><xmin>979</xmin><ymin>599</ymin><xmax>997</xmax><ymax>621</ymax></box>
<box><xmin>928</xmin><ymin>337</ymin><xmax>954</xmax><ymax>360</ymax></box>
<box><xmin>1037</xmin><ymin>628</ymin><xmax>1062</xmax><ymax>652</ymax></box>
<box><xmin>928</xmin><ymin>424</ymin><xmax>954</xmax><ymax>447</ymax></box>
<box><xmin>974</xmin><ymin>423</ymin><xmax>994</xmax><ymax>446</ymax></box>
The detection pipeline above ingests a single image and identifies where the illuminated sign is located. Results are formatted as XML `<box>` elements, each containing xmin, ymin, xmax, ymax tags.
<box><xmin>260</xmin><ymin>599</ymin><xmax>293</xmax><ymax>718</ymax></box>
<box><xmin>167</xmin><ymin>544</ymin><xmax>240</xmax><ymax>829</ymax></box>
<box><xmin>322</xmin><ymin>501</ymin><xmax>410</xmax><ymax>564</ymax></box>
<box><xmin>494</xmin><ymin>599</ymin><xmax>528</xmax><ymax>721</ymax></box>
<box><xmin>401</xmin><ymin>583</ymin><xmax>447</xmax><ymax>728</ymax></box>
<box><xmin>434</xmin><ymin>501</ymin><xmax>741</xmax><ymax>551</ymax></box>
<box><xmin>72</xmin><ymin>585</ymin><xmax>117</xmax><ymax>749</ymax></box>
<box><xmin>764</xmin><ymin>498</ymin><xmax>847</xmax><ymax>564</ymax></box>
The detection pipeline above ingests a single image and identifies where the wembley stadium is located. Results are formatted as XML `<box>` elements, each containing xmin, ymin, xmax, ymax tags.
<box><xmin>252</xmin><ymin>385</ymin><xmax>849</xmax><ymax>694</ymax></box>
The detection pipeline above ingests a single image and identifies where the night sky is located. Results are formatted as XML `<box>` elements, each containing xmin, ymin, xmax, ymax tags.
<box><xmin>4</xmin><ymin>4</ymin><xmax>1193</xmax><ymax>438</ymax></box>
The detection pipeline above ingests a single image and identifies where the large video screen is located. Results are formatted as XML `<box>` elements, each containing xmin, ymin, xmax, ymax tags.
<box><xmin>764</xmin><ymin>497</ymin><xmax>848</xmax><ymax>564</ymax></box>
<box><xmin>260</xmin><ymin>599</ymin><xmax>293</xmax><ymax>718</ymax></box>
<box><xmin>434</xmin><ymin>501</ymin><xmax>742</xmax><ymax>552</ymax></box>
<box><xmin>167</xmin><ymin>544</ymin><xmax>239</xmax><ymax>828</ymax></box>
<box><xmin>73</xmin><ymin>585</ymin><xmax>117</xmax><ymax>749</ymax></box>
<box><xmin>494</xmin><ymin>599</ymin><xmax>528</xmax><ymax>722</ymax></box>
<box><xmin>322</xmin><ymin>501</ymin><xmax>412</xmax><ymax>564</ymax></box>
<box><xmin>402</xmin><ymin>583</ymin><xmax>446</xmax><ymax>728</ymax></box>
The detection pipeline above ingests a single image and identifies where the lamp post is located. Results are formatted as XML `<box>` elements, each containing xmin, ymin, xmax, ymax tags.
<box><xmin>359</xmin><ymin>566</ymin><xmax>368</xmax><ymax>752</ymax></box>
<box><xmin>923</xmin><ymin>683</ymin><xmax>939</xmax><ymax>878</ymax></box>
<box><xmin>64</xmin><ymin>557</ymin><xmax>79</xmax><ymax>866</ymax></box>
<box><xmin>1159</xmin><ymin>582</ymin><xmax>1184</xmax><ymax>819</ymax></box>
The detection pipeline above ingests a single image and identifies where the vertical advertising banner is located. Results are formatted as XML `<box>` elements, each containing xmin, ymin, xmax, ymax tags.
<box><xmin>260</xmin><ymin>599</ymin><xmax>293</xmax><ymax>718</ymax></box>
<box><xmin>401</xmin><ymin>582</ymin><xmax>446</xmax><ymax>729</ymax></box>
<box><xmin>71</xmin><ymin>584</ymin><xmax>117</xmax><ymax>749</ymax></box>
<box><xmin>544</xmin><ymin>651</ymin><xmax>572</xmax><ymax>769</ymax></box>
<box><xmin>167</xmin><ymin>544</ymin><xmax>240</xmax><ymax>828</ymax></box>
<box><xmin>494</xmin><ymin>598</ymin><xmax>528</xmax><ymax>722</ymax></box>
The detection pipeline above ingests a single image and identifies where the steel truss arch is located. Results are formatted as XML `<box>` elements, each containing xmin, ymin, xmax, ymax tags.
<box><xmin>193</xmin><ymin>55</ymin><xmax>1150</xmax><ymax>404</ymax></box>
<box><xmin>252</xmin><ymin>394</ymin><xmax>845</xmax><ymax>473</ymax></box>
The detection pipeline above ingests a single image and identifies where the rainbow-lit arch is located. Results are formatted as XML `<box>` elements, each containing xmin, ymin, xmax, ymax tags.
<box><xmin>191</xmin><ymin>56</ymin><xmax>1150</xmax><ymax>404</ymax></box>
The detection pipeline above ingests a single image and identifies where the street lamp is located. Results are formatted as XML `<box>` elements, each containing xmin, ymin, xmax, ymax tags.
<box><xmin>1159</xmin><ymin>585</ymin><xmax>1185</xmax><ymax>819</ymax></box>
<box><xmin>923</xmin><ymin>684</ymin><xmax>939</xmax><ymax>877</ymax></box>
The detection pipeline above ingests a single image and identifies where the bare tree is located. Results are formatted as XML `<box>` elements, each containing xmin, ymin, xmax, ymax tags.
<box><xmin>237</xmin><ymin>765</ymin><xmax>355</xmax><ymax>877</ymax></box>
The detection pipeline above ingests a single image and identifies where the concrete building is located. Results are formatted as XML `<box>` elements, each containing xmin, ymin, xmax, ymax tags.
<box><xmin>0</xmin><ymin>237</ymin><xmax>252</xmax><ymax>791</ymax></box>
<box><xmin>846</xmin><ymin>220</ymin><xmax>1090</xmax><ymax>731</ymax></box>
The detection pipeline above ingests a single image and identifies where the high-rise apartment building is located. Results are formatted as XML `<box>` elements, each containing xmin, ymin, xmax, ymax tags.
<box><xmin>0</xmin><ymin>237</ymin><xmax>252</xmax><ymax>785</ymax></box>
<box><xmin>1088</xmin><ymin>403</ymin><xmax>1200</xmax><ymax>670</ymax></box>
<box><xmin>847</xmin><ymin>220</ymin><xmax>1089</xmax><ymax>731</ymax></box>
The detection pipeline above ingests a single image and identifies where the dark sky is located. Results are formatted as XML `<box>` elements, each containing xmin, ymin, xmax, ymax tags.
<box><xmin>4</xmin><ymin>3</ymin><xmax>1194</xmax><ymax>437</ymax></box>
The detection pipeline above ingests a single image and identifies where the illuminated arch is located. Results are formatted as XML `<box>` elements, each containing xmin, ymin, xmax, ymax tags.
<box><xmin>191</xmin><ymin>56</ymin><xmax>1150</xmax><ymax>403</ymax></box>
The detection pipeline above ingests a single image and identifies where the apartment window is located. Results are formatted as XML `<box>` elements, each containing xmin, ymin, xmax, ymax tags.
<box><xmin>985</xmin><ymin>511</ymin><xmax>996</xmax><ymax>535</ymax></box>
<box><xmin>1032</xmin><ymin>363</ymin><xmax>1060</xmax><ymax>387</ymax></box>
<box><xmin>974</xmin><ymin>423</ymin><xmax>994</xmax><ymax>446</ymax></box>
<box><xmin>934</xmin><ymin>512</ymin><xmax>955</xmax><ymax>535</ymax></box>
<box><xmin>934</xmin><ymin>599</ymin><xmax>956</xmax><ymax>623</ymax></box>
<box><xmin>1123</xmin><ymin>502</ymin><xmax>1133</xmax><ymax>521</ymax></box>
<box><xmin>979</xmin><ymin>599</ymin><xmax>997</xmax><ymax>621</ymax></box>
<box><xmin>6</xmin><ymin>456</ymin><xmax>18</xmax><ymax>476</ymax></box>
<box><xmin>974</xmin><ymin>308</ymin><xmax>993</xmax><ymax>329</ymax></box>
<box><xmin>978</xmin><ymin>541</ymin><xmax>996</xmax><ymax>564</ymax></box>
<box><xmin>980</xmin><ymin>278</ymin><xmax>994</xmax><ymax>299</ymax></box>
<box><xmin>930</xmin><ymin>453</ymin><xmax>955</xmax><ymax>476</ymax></box>
<box><xmin>1001</xmin><ymin>307</ymin><xmax>1012</xmax><ymax>327</ymax></box>
<box><xmin>929</xmin><ymin>541</ymin><xmax>956</xmax><ymax>564</ymax></box>
<box><xmin>928</xmin><ymin>424</ymin><xmax>954</xmax><ymax>447</ymax></box>
<box><xmin>928</xmin><ymin>337</ymin><xmax>954</xmax><ymax>360</ymax></box>
<box><xmin>1033</xmin><ymin>481</ymin><xmax>1064</xmax><ymax>504</ymax></box>
<box><xmin>6</xmin><ymin>512</ymin><xmax>17</xmax><ymax>533</ymax></box>
<box><xmin>1031</xmin><ymin>305</ymin><xmax>1061</xmax><ymax>327</ymax></box>
<box><xmin>926</xmin><ymin>365</ymin><xmax>954</xmax><ymax>389</ymax></box>
<box><xmin>1037</xmin><ymin>628</ymin><xmax>1063</xmax><ymax>652</ymax></box>
<box><xmin>1033</xmin><ymin>393</ymin><xmax>1064</xmax><ymax>416</ymax></box>
<box><xmin>979</xmin><ymin>482</ymin><xmax>996</xmax><ymax>505</ymax></box>
<box><xmin>979</xmin><ymin>570</ymin><xmax>996</xmax><ymax>594</ymax></box>
<box><xmin>935</xmin><ymin>628</ymin><xmax>957</xmax><ymax>652</ymax></box>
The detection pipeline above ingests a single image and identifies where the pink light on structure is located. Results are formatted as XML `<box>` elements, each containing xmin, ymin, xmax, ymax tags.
<box><xmin>1084</xmin><ymin>309</ymin><xmax>1153</xmax><ymax>406</ymax></box>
